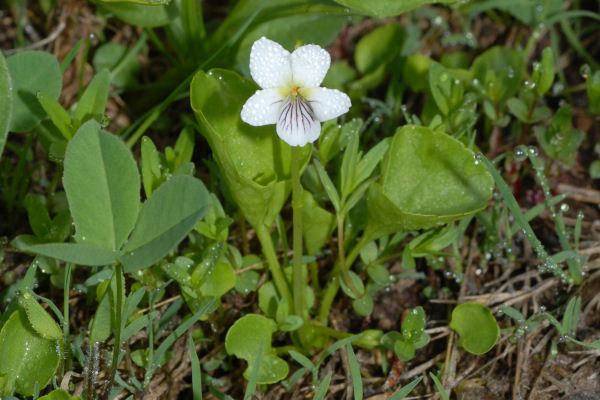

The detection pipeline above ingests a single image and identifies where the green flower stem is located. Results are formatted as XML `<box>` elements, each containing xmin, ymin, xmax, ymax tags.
<box><xmin>337</xmin><ymin>214</ymin><xmax>361</xmax><ymax>297</ymax></box>
<box><xmin>318</xmin><ymin>234</ymin><xmax>371</xmax><ymax>324</ymax></box>
<box><xmin>291</xmin><ymin>146</ymin><xmax>304</xmax><ymax>319</ymax></box>
<box><xmin>256</xmin><ymin>225</ymin><xmax>293</xmax><ymax>311</ymax></box>
<box><xmin>100</xmin><ymin>264</ymin><xmax>124</xmax><ymax>400</ymax></box>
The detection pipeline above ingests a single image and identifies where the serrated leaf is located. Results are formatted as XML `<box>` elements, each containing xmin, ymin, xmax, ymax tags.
<box><xmin>20</xmin><ymin>291</ymin><xmax>62</xmax><ymax>340</ymax></box>
<box><xmin>0</xmin><ymin>309</ymin><xmax>60</xmax><ymax>396</ymax></box>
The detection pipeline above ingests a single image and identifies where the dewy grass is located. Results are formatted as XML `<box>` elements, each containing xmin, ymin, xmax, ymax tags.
<box><xmin>480</xmin><ymin>153</ymin><xmax>572</xmax><ymax>283</ymax></box>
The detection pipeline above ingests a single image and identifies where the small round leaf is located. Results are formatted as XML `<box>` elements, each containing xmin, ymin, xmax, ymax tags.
<box><xmin>450</xmin><ymin>303</ymin><xmax>499</xmax><ymax>355</ymax></box>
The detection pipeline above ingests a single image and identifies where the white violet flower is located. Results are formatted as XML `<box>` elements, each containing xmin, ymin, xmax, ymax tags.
<box><xmin>241</xmin><ymin>37</ymin><xmax>351</xmax><ymax>147</ymax></box>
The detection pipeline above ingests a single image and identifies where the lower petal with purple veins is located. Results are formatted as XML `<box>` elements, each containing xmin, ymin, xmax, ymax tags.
<box><xmin>276</xmin><ymin>95</ymin><xmax>321</xmax><ymax>147</ymax></box>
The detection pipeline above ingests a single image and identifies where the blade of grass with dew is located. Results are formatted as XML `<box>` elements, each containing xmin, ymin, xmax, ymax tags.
<box><xmin>480</xmin><ymin>154</ymin><xmax>569</xmax><ymax>281</ymax></box>
<box><xmin>346</xmin><ymin>343</ymin><xmax>363</xmax><ymax>400</ymax></box>
<box><xmin>390</xmin><ymin>376</ymin><xmax>423</xmax><ymax>400</ymax></box>
<box><xmin>243</xmin><ymin>339</ymin><xmax>264</xmax><ymax>400</ymax></box>
<box><xmin>151</xmin><ymin>297</ymin><xmax>216</xmax><ymax>376</ymax></box>
<box><xmin>189</xmin><ymin>331</ymin><xmax>202</xmax><ymax>400</ymax></box>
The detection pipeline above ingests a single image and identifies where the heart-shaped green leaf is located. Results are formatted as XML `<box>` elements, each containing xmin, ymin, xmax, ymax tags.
<box><xmin>0</xmin><ymin>309</ymin><xmax>60</xmax><ymax>396</ymax></box>
<box><xmin>190</xmin><ymin>69</ymin><xmax>310</xmax><ymax>229</ymax></box>
<box><xmin>225</xmin><ymin>314</ymin><xmax>288</xmax><ymax>384</ymax></box>
<box><xmin>6</xmin><ymin>51</ymin><xmax>62</xmax><ymax>133</ymax></box>
<box><xmin>119</xmin><ymin>175</ymin><xmax>211</xmax><ymax>272</ymax></box>
<box><xmin>450</xmin><ymin>303</ymin><xmax>499</xmax><ymax>355</ymax></box>
<box><xmin>64</xmin><ymin>121</ymin><xmax>140</xmax><ymax>251</ymax></box>
<box><xmin>364</xmin><ymin>125</ymin><xmax>493</xmax><ymax>241</ymax></box>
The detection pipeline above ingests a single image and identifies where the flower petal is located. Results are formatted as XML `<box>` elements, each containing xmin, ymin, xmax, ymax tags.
<box><xmin>290</xmin><ymin>44</ymin><xmax>331</xmax><ymax>88</ymax></box>
<box><xmin>276</xmin><ymin>96</ymin><xmax>321</xmax><ymax>147</ymax></box>
<box><xmin>304</xmin><ymin>87</ymin><xmax>351</xmax><ymax>121</ymax></box>
<box><xmin>241</xmin><ymin>89</ymin><xmax>284</xmax><ymax>126</ymax></box>
<box><xmin>250</xmin><ymin>37</ymin><xmax>292</xmax><ymax>89</ymax></box>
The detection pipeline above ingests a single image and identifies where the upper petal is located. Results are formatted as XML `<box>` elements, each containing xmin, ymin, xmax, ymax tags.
<box><xmin>303</xmin><ymin>87</ymin><xmax>351</xmax><ymax>122</ymax></box>
<box><xmin>276</xmin><ymin>96</ymin><xmax>321</xmax><ymax>147</ymax></box>
<box><xmin>290</xmin><ymin>44</ymin><xmax>331</xmax><ymax>88</ymax></box>
<box><xmin>250</xmin><ymin>37</ymin><xmax>292</xmax><ymax>89</ymax></box>
<box><xmin>241</xmin><ymin>89</ymin><xmax>284</xmax><ymax>126</ymax></box>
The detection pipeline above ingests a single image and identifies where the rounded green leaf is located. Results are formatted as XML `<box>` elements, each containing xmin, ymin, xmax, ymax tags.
<box><xmin>119</xmin><ymin>175</ymin><xmax>212</xmax><ymax>272</ymax></box>
<box><xmin>0</xmin><ymin>51</ymin><xmax>11</xmax><ymax>157</ymax></box>
<box><xmin>198</xmin><ymin>261</ymin><xmax>236</xmax><ymax>297</ymax></box>
<box><xmin>352</xmin><ymin>294</ymin><xmax>373</xmax><ymax>316</ymax></box>
<box><xmin>364</xmin><ymin>125</ymin><xmax>493</xmax><ymax>240</ymax></box>
<box><xmin>394</xmin><ymin>339</ymin><xmax>415</xmax><ymax>361</ymax></box>
<box><xmin>332</xmin><ymin>0</ymin><xmax>459</xmax><ymax>17</ymax></box>
<box><xmin>190</xmin><ymin>69</ymin><xmax>310</xmax><ymax>229</ymax></box>
<box><xmin>225</xmin><ymin>314</ymin><xmax>288</xmax><ymax>384</ymax></box>
<box><xmin>0</xmin><ymin>309</ymin><xmax>60</xmax><ymax>396</ymax></box>
<box><xmin>64</xmin><ymin>121</ymin><xmax>140</xmax><ymax>251</ymax></box>
<box><xmin>450</xmin><ymin>303</ymin><xmax>499</xmax><ymax>355</ymax></box>
<box><xmin>402</xmin><ymin>306</ymin><xmax>426</xmax><ymax>342</ymax></box>
<box><xmin>7</xmin><ymin>51</ymin><xmax>62</xmax><ymax>132</ymax></box>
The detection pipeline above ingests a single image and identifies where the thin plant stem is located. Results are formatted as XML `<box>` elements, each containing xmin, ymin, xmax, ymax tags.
<box><xmin>318</xmin><ymin>234</ymin><xmax>370</xmax><ymax>324</ymax></box>
<box><xmin>256</xmin><ymin>225</ymin><xmax>293</xmax><ymax>310</ymax></box>
<box><xmin>62</xmin><ymin>263</ymin><xmax>73</xmax><ymax>374</ymax></box>
<box><xmin>337</xmin><ymin>214</ymin><xmax>361</xmax><ymax>297</ymax></box>
<box><xmin>100</xmin><ymin>264</ymin><xmax>124</xmax><ymax>400</ymax></box>
<box><xmin>291</xmin><ymin>146</ymin><xmax>304</xmax><ymax>319</ymax></box>
<box><xmin>143</xmin><ymin>289</ymin><xmax>155</xmax><ymax>388</ymax></box>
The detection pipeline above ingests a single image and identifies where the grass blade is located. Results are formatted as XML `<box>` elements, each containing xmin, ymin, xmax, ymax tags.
<box><xmin>346</xmin><ymin>343</ymin><xmax>363</xmax><ymax>400</ymax></box>
<box><xmin>244</xmin><ymin>339</ymin><xmax>264</xmax><ymax>400</ymax></box>
<box><xmin>314</xmin><ymin>371</ymin><xmax>333</xmax><ymax>400</ymax></box>
<box><xmin>390</xmin><ymin>376</ymin><xmax>423</xmax><ymax>400</ymax></box>
<box><xmin>429</xmin><ymin>372</ymin><xmax>449</xmax><ymax>400</ymax></box>
<box><xmin>189</xmin><ymin>332</ymin><xmax>202</xmax><ymax>400</ymax></box>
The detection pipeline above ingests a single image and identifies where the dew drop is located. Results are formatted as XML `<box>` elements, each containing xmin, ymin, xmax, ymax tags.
<box><xmin>514</xmin><ymin>147</ymin><xmax>527</xmax><ymax>161</ymax></box>
<box><xmin>580</xmin><ymin>64</ymin><xmax>591</xmax><ymax>79</ymax></box>
<box><xmin>559</xmin><ymin>203</ymin><xmax>569</xmax><ymax>212</ymax></box>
